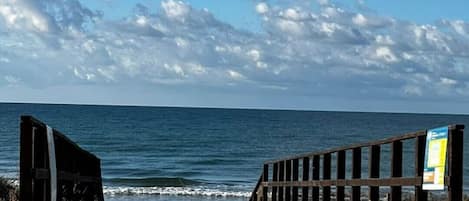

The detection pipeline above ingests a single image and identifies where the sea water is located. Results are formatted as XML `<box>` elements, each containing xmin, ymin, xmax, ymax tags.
<box><xmin>0</xmin><ymin>103</ymin><xmax>468</xmax><ymax>201</ymax></box>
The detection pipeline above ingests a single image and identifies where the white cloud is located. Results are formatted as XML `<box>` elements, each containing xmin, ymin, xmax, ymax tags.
<box><xmin>317</xmin><ymin>0</ymin><xmax>329</xmax><ymax>6</ymax></box>
<box><xmin>161</xmin><ymin>0</ymin><xmax>190</xmax><ymax>20</ymax></box>
<box><xmin>0</xmin><ymin>57</ymin><xmax>10</xmax><ymax>63</ymax></box>
<box><xmin>135</xmin><ymin>15</ymin><xmax>148</xmax><ymax>26</ymax></box>
<box><xmin>375</xmin><ymin>35</ymin><xmax>394</xmax><ymax>45</ymax></box>
<box><xmin>227</xmin><ymin>70</ymin><xmax>245</xmax><ymax>80</ymax></box>
<box><xmin>440</xmin><ymin>77</ymin><xmax>457</xmax><ymax>86</ymax></box>
<box><xmin>0</xmin><ymin>1</ymin><xmax>49</xmax><ymax>32</ymax></box>
<box><xmin>1</xmin><ymin>0</ymin><xmax>469</xmax><ymax>104</ymax></box>
<box><xmin>4</xmin><ymin>75</ymin><xmax>20</xmax><ymax>85</ymax></box>
<box><xmin>375</xmin><ymin>46</ymin><xmax>398</xmax><ymax>63</ymax></box>
<box><xmin>283</xmin><ymin>8</ymin><xmax>305</xmax><ymax>21</ymax></box>
<box><xmin>73</xmin><ymin>67</ymin><xmax>96</xmax><ymax>81</ymax></box>
<box><xmin>255</xmin><ymin>3</ymin><xmax>269</xmax><ymax>14</ymax></box>
<box><xmin>352</xmin><ymin>13</ymin><xmax>367</xmax><ymax>26</ymax></box>
<box><xmin>247</xmin><ymin>49</ymin><xmax>261</xmax><ymax>61</ymax></box>
<box><xmin>276</xmin><ymin>19</ymin><xmax>303</xmax><ymax>35</ymax></box>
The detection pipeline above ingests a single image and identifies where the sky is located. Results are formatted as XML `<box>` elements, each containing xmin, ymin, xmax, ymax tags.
<box><xmin>1</xmin><ymin>0</ymin><xmax>469</xmax><ymax>114</ymax></box>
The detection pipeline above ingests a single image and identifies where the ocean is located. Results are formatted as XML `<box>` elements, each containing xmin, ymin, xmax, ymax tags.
<box><xmin>0</xmin><ymin>103</ymin><xmax>468</xmax><ymax>201</ymax></box>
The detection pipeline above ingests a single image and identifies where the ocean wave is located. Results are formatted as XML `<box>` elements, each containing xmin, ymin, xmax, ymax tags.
<box><xmin>103</xmin><ymin>186</ymin><xmax>251</xmax><ymax>197</ymax></box>
<box><xmin>104</xmin><ymin>177</ymin><xmax>201</xmax><ymax>187</ymax></box>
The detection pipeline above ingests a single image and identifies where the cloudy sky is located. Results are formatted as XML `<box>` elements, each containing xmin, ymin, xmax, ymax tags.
<box><xmin>1</xmin><ymin>0</ymin><xmax>469</xmax><ymax>114</ymax></box>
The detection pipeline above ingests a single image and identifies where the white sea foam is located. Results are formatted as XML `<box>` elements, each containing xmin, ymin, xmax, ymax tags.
<box><xmin>103</xmin><ymin>186</ymin><xmax>251</xmax><ymax>197</ymax></box>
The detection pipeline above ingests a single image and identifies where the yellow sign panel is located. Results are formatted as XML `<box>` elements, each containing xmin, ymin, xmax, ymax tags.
<box><xmin>422</xmin><ymin>127</ymin><xmax>448</xmax><ymax>190</ymax></box>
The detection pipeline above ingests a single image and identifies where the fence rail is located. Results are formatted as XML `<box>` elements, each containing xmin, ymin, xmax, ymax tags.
<box><xmin>250</xmin><ymin>125</ymin><xmax>464</xmax><ymax>201</ymax></box>
<box><xmin>20</xmin><ymin>115</ymin><xmax>104</xmax><ymax>201</ymax></box>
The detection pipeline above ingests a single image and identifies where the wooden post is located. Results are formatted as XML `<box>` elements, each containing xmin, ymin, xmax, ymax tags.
<box><xmin>369</xmin><ymin>145</ymin><xmax>380</xmax><ymax>201</ymax></box>
<box><xmin>272</xmin><ymin>163</ymin><xmax>278</xmax><ymax>201</ymax></box>
<box><xmin>20</xmin><ymin>116</ymin><xmax>34</xmax><ymax>201</ymax></box>
<box><xmin>448</xmin><ymin>126</ymin><xmax>464</xmax><ymax>201</ymax></box>
<box><xmin>337</xmin><ymin>151</ymin><xmax>346</xmax><ymax>201</ymax></box>
<box><xmin>263</xmin><ymin>164</ymin><xmax>269</xmax><ymax>201</ymax></box>
<box><xmin>352</xmin><ymin>148</ymin><xmax>361</xmax><ymax>201</ymax></box>
<box><xmin>292</xmin><ymin>159</ymin><xmax>299</xmax><ymax>201</ymax></box>
<box><xmin>96</xmin><ymin>158</ymin><xmax>105</xmax><ymax>201</ymax></box>
<box><xmin>323</xmin><ymin>153</ymin><xmax>331</xmax><ymax>201</ymax></box>
<box><xmin>285</xmin><ymin>160</ymin><xmax>292</xmax><ymax>201</ymax></box>
<box><xmin>391</xmin><ymin>141</ymin><xmax>402</xmax><ymax>201</ymax></box>
<box><xmin>312</xmin><ymin>155</ymin><xmax>320</xmax><ymax>201</ymax></box>
<box><xmin>279</xmin><ymin>161</ymin><xmax>285</xmax><ymax>201</ymax></box>
<box><xmin>253</xmin><ymin>176</ymin><xmax>261</xmax><ymax>201</ymax></box>
<box><xmin>414</xmin><ymin>135</ymin><xmax>427</xmax><ymax>201</ymax></box>
<box><xmin>302</xmin><ymin>157</ymin><xmax>309</xmax><ymax>201</ymax></box>
<box><xmin>35</xmin><ymin>126</ymin><xmax>47</xmax><ymax>201</ymax></box>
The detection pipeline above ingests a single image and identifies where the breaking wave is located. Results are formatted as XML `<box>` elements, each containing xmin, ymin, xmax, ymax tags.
<box><xmin>103</xmin><ymin>186</ymin><xmax>251</xmax><ymax>197</ymax></box>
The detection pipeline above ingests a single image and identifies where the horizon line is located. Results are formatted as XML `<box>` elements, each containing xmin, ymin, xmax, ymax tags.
<box><xmin>1</xmin><ymin>101</ymin><xmax>468</xmax><ymax>116</ymax></box>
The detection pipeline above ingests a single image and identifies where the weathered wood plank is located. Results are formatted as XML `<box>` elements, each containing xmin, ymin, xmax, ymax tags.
<box><xmin>369</xmin><ymin>145</ymin><xmax>380</xmax><ymax>201</ymax></box>
<box><xmin>391</xmin><ymin>141</ymin><xmax>402</xmax><ymax>201</ymax></box>
<box><xmin>336</xmin><ymin>151</ymin><xmax>346</xmax><ymax>201</ymax></box>
<box><xmin>292</xmin><ymin>159</ymin><xmax>299</xmax><ymax>201</ymax></box>
<box><xmin>352</xmin><ymin>148</ymin><xmax>361</xmax><ymax>201</ymax></box>
<box><xmin>448</xmin><ymin>126</ymin><xmax>464</xmax><ymax>201</ymax></box>
<box><xmin>272</xmin><ymin>163</ymin><xmax>278</xmax><ymax>201</ymax></box>
<box><xmin>263</xmin><ymin>177</ymin><xmax>423</xmax><ymax>187</ymax></box>
<box><xmin>265</xmin><ymin>129</ymin><xmax>428</xmax><ymax>164</ymax></box>
<box><xmin>279</xmin><ymin>161</ymin><xmax>285</xmax><ymax>201</ymax></box>
<box><xmin>323</xmin><ymin>154</ymin><xmax>331</xmax><ymax>201</ymax></box>
<box><xmin>285</xmin><ymin>160</ymin><xmax>292</xmax><ymax>201</ymax></box>
<box><xmin>20</xmin><ymin>116</ymin><xmax>33</xmax><ymax>201</ymax></box>
<box><xmin>312</xmin><ymin>155</ymin><xmax>320</xmax><ymax>201</ymax></box>
<box><xmin>263</xmin><ymin>164</ymin><xmax>269</xmax><ymax>201</ymax></box>
<box><xmin>414</xmin><ymin>135</ymin><xmax>427</xmax><ymax>201</ymax></box>
<box><xmin>302</xmin><ymin>157</ymin><xmax>309</xmax><ymax>201</ymax></box>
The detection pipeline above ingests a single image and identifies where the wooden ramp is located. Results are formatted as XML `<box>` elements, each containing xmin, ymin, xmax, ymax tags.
<box><xmin>20</xmin><ymin>116</ymin><xmax>104</xmax><ymax>201</ymax></box>
<box><xmin>249</xmin><ymin>125</ymin><xmax>464</xmax><ymax>201</ymax></box>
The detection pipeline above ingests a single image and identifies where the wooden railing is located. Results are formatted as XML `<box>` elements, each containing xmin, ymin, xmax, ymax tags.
<box><xmin>20</xmin><ymin>116</ymin><xmax>104</xmax><ymax>201</ymax></box>
<box><xmin>250</xmin><ymin>125</ymin><xmax>464</xmax><ymax>201</ymax></box>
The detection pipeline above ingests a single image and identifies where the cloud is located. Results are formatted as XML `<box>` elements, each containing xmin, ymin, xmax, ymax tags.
<box><xmin>1</xmin><ymin>0</ymin><xmax>469</xmax><ymax>108</ymax></box>
<box><xmin>255</xmin><ymin>3</ymin><xmax>269</xmax><ymax>14</ymax></box>
<box><xmin>161</xmin><ymin>0</ymin><xmax>190</xmax><ymax>20</ymax></box>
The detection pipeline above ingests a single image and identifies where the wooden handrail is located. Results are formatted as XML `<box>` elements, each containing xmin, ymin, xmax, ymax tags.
<box><xmin>20</xmin><ymin>116</ymin><xmax>104</xmax><ymax>201</ymax></box>
<box><xmin>250</xmin><ymin>125</ymin><xmax>464</xmax><ymax>201</ymax></box>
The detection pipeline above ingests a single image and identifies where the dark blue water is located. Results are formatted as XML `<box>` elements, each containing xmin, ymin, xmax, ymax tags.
<box><xmin>1</xmin><ymin>103</ymin><xmax>468</xmax><ymax>201</ymax></box>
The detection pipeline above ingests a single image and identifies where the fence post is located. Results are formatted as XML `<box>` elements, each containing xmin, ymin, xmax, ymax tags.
<box><xmin>302</xmin><ymin>157</ymin><xmax>309</xmax><ymax>201</ymax></box>
<box><xmin>337</xmin><ymin>151</ymin><xmax>346</xmax><ymax>201</ymax></box>
<box><xmin>279</xmin><ymin>161</ymin><xmax>285</xmax><ymax>201</ymax></box>
<box><xmin>20</xmin><ymin>117</ymin><xmax>33</xmax><ymax>201</ymax></box>
<box><xmin>352</xmin><ymin>148</ymin><xmax>361</xmax><ymax>201</ymax></box>
<box><xmin>312</xmin><ymin>155</ymin><xmax>320</xmax><ymax>201</ymax></box>
<box><xmin>272</xmin><ymin>163</ymin><xmax>278</xmax><ymax>201</ymax></box>
<box><xmin>448</xmin><ymin>125</ymin><xmax>464</xmax><ymax>201</ymax></box>
<box><xmin>285</xmin><ymin>160</ymin><xmax>292</xmax><ymax>201</ymax></box>
<box><xmin>263</xmin><ymin>164</ymin><xmax>269</xmax><ymax>201</ymax></box>
<box><xmin>391</xmin><ymin>141</ymin><xmax>403</xmax><ymax>201</ymax></box>
<box><xmin>323</xmin><ymin>153</ymin><xmax>331</xmax><ymax>201</ymax></box>
<box><xmin>369</xmin><ymin>145</ymin><xmax>380</xmax><ymax>201</ymax></box>
<box><xmin>415</xmin><ymin>135</ymin><xmax>427</xmax><ymax>201</ymax></box>
<box><xmin>292</xmin><ymin>159</ymin><xmax>299</xmax><ymax>201</ymax></box>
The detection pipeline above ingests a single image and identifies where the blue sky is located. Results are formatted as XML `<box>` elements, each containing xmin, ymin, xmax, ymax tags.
<box><xmin>1</xmin><ymin>0</ymin><xmax>469</xmax><ymax>114</ymax></box>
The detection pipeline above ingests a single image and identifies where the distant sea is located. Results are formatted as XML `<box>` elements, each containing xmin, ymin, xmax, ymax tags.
<box><xmin>0</xmin><ymin>103</ymin><xmax>468</xmax><ymax>201</ymax></box>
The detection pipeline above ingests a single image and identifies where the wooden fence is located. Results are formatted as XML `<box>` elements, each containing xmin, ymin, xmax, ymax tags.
<box><xmin>20</xmin><ymin>116</ymin><xmax>104</xmax><ymax>201</ymax></box>
<box><xmin>250</xmin><ymin>125</ymin><xmax>464</xmax><ymax>201</ymax></box>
